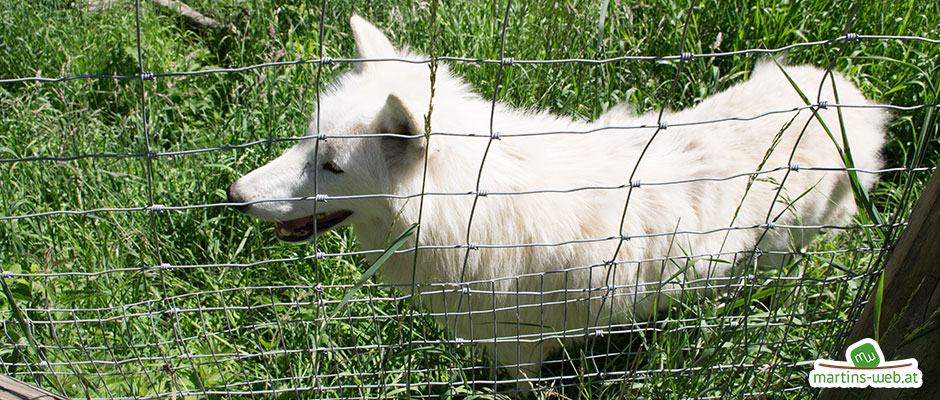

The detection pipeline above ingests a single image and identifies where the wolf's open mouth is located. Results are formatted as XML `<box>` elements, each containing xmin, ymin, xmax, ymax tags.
<box><xmin>274</xmin><ymin>210</ymin><xmax>352</xmax><ymax>242</ymax></box>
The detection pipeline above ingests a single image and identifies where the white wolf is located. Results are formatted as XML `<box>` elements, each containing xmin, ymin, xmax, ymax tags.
<box><xmin>228</xmin><ymin>16</ymin><xmax>886</xmax><ymax>381</ymax></box>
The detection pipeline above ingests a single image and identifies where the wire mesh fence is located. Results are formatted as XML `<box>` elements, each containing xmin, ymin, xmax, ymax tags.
<box><xmin>0</xmin><ymin>0</ymin><xmax>937</xmax><ymax>399</ymax></box>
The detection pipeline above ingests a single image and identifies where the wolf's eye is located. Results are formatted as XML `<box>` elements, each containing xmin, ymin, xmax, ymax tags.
<box><xmin>323</xmin><ymin>162</ymin><xmax>344</xmax><ymax>174</ymax></box>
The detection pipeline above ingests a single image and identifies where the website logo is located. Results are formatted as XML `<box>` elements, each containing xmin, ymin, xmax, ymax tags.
<box><xmin>809</xmin><ymin>338</ymin><xmax>922</xmax><ymax>388</ymax></box>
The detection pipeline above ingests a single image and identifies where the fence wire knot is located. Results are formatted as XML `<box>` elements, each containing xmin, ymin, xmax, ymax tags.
<box><xmin>477</xmin><ymin>189</ymin><xmax>489</xmax><ymax>197</ymax></box>
<box><xmin>658</xmin><ymin>121</ymin><xmax>668</xmax><ymax>130</ymax></box>
<box><xmin>317</xmin><ymin>132</ymin><xmax>328</xmax><ymax>141</ymax></box>
<box><xmin>320</xmin><ymin>57</ymin><xmax>334</xmax><ymax>66</ymax></box>
<box><xmin>314</xmin><ymin>251</ymin><xmax>326</xmax><ymax>260</ymax></box>
<box><xmin>159</xmin><ymin>263</ymin><xmax>172</xmax><ymax>271</ymax></box>
<box><xmin>461</xmin><ymin>286</ymin><xmax>471</xmax><ymax>296</ymax></box>
<box><xmin>789</xmin><ymin>163</ymin><xmax>801</xmax><ymax>171</ymax></box>
<box><xmin>500</xmin><ymin>57</ymin><xmax>514</xmax><ymax>67</ymax></box>
<box><xmin>630</xmin><ymin>179</ymin><xmax>642</xmax><ymax>188</ymax></box>
<box><xmin>150</xmin><ymin>204</ymin><xmax>165</xmax><ymax>212</ymax></box>
<box><xmin>490</xmin><ymin>130</ymin><xmax>501</xmax><ymax>140</ymax></box>
<box><xmin>620</xmin><ymin>234</ymin><xmax>631</xmax><ymax>241</ymax></box>
<box><xmin>0</xmin><ymin>271</ymin><xmax>11</xmax><ymax>279</ymax></box>
<box><xmin>140</xmin><ymin>71</ymin><xmax>154</xmax><ymax>80</ymax></box>
<box><xmin>817</xmin><ymin>100</ymin><xmax>829</xmax><ymax>109</ymax></box>
<box><xmin>680</xmin><ymin>52</ymin><xmax>693</xmax><ymax>61</ymax></box>
<box><xmin>766</xmin><ymin>222</ymin><xmax>777</xmax><ymax>230</ymax></box>
<box><xmin>315</xmin><ymin>194</ymin><xmax>329</xmax><ymax>202</ymax></box>
<box><xmin>846</xmin><ymin>32</ymin><xmax>859</xmax><ymax>42</ymax></box>
<box><xmin>147</xmin><ymin>150</ymin><xmax>158</xmax><ymax>159</ymax></box>
<box><xmin>467</xmin><ymin>243</ymin><xmax>479</xmax><ymax>251</ymax></box>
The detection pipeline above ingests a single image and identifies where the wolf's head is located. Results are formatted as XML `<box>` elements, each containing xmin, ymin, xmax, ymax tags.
<box><xmin>227</xmin><ymin>16</ymin><xmax>453</xmax><ymax>243</ymax></box>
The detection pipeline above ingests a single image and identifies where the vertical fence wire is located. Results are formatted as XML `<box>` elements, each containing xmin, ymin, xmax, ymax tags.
<box><xmin>454</xmin><ymin>0</ymin><xmax>514</xmax><ymax>393</ymax></box>
<box><xmin>131</xmin><ymin>1</ymin><xmax>196</xmax><ymax>398</ymax></box>
<box><xmin>311</xmin><ymin>0</ymin><xmax>330</xmax><ymax>398</ymax></box>
<box><xmin>735</xmin><ymin>1</ymin><xmax>863</xmax><ymax>391</ymax></box>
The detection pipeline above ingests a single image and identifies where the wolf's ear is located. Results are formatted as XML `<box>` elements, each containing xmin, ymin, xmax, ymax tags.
<box><xmin>376</xmin><ymin>94</ymin><xmax>423</xmax><ymax>137</ymax></box>
<box><xmin>376</xmin><ymin>94</ymin><xmax>427</xmax><ymax>162</ymax></box>
<box><xmin>350</xmin><ymin>15</ymin><xmax>397</xmax><ymax>73</ymax></box>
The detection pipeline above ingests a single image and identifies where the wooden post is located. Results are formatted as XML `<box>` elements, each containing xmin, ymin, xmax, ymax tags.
<box><xmin>819</xmin><ymin>160</ymin><xmax>940</xmax><ymax>400</ymax></box>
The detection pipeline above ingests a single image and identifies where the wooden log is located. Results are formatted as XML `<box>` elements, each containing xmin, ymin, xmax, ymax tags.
<box><xmin>151</xmin><ymin>0</ymin><xmax>225</xmax><ymax>30</ymax></box>
<box><xmin>81</xmin><ymin>0</ymin><xmax>226</xmax><ymax>31</ymax></box>
<box><xmin>819</xmin><ymin>160</ymin><xmax>940</xmax><ymax>399</ymax></box>
<box><xmin>0</xmin><ymin>375</ymin><xmax>67</xmax><ymax>400</ymax></box>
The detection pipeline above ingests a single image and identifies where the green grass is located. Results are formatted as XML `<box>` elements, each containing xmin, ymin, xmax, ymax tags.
<box><xmin>0</xmin><ymin>0</ymin><xmax>938</xmax><ymax>398</ymax></box>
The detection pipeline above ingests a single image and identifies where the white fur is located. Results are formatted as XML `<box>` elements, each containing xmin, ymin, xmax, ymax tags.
<box><xmin>229</xmin><ymin>16</ymin><xmax>887</xmax><ymax>379</ymax></box>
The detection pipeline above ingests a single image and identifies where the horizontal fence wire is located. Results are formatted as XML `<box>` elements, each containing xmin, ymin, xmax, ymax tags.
<box><xmin>0</xmin><ymin>167</ymin><xmax>932</xmax><ymax>221</ymax></box>
<box><xmin>1</xmin><ymin>34</ymin><xmax>939</xmax><ymax>85</ymax></box>
<box><xmin>0</xmin><ymin>0</ymin><xmax>937</xmax><ymax>399</ymax></box>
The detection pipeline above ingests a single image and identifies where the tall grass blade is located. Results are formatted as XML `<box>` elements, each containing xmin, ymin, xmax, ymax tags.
<box><xmin>0</xmin><ymin>279</ymin><xmax>66</xmax><ymax>394</ymax></box>
<box><xmin>773</xmin><ymin>61</ymin><xmax>887</xmax><ymax>239</ymax></box>
<box><xmin>330</xmin><ymin>223</ymin><xmax>418</xmax><ymax>319</ymax></box>
<box><xmin>874</xmin><ymin>271</ymin><xmax>884</xmax><ymax>342</ymax></box>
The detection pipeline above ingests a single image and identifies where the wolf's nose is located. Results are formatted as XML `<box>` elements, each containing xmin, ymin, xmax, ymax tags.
<box><xmin>227</xmin><ymin>182</ymin><xmax>250</xmax><ymax>213</ymax></box>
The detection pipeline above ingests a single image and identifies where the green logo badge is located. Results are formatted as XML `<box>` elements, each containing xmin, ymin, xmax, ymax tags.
<box><xmin>849</xmin><ymin>342</ymin><xmax>881</xmax><ymax>368</ymax></box>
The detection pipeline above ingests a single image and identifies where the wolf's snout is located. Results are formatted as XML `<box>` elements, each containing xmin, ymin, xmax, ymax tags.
<box><xmin>226</xmin><ymin>182</ymin><xmax>250</xmax><ymax>213</ymax></box>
